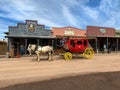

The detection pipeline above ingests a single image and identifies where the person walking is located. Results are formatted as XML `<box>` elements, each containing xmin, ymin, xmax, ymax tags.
<box><xmin>20</xmin><ymin>45</ymin><xmax>25</xmax><ymax>56</ymax></box>
<box><xmin>104</xmin><ymin>44</ymin><xmax>107</xmax><ymax>53</ymax></box>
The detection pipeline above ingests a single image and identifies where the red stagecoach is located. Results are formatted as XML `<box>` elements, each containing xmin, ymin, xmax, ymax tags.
<box><xmin>59</xmin><ymin>37</ymin><xmax>94</xmax><ymax>60</ymax></box>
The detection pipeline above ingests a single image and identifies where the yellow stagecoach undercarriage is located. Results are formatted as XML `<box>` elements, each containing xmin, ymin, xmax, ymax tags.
<box><xmin>61</xmin><ymin>48</ymin><xmax>94</xmax><ymax>60</ymax></box>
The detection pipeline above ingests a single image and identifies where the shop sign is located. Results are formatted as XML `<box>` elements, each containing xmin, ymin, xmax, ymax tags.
<box><xmin>28</xmin><ymin>24</ymin><xmax>35</xmax><ymax>32</ymax></box>
<box><xmin>99</xmin><ymin>28</ymin><xmax>106</xmax><ymax>34</ymax></box>
<box><xmin>64</xmin><ymin>30</ymin><xmax>74</xmax><ymax>35</ymax></box>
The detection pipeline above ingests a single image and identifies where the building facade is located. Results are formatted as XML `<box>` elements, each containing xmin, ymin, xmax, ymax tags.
<box><xmin>51</xmin><ymin>26</ymin><xmax>86</xmax><ymax>48</ymax></box>
<box><xmin>86</xmin><ymin>26</ymin><xmax>120</xmax><ymax>53</ymax></box>
<box><xmin>5</xmin><ymin>20</ymin><xmax>120</xmax><ymax>56</ymax></box>
<box><xmin>5</xmin><ymin>20</ymin><xmax>55</xmax><ymax>56</ymax></box>
<box><xmin>52</xmin><ymin>26</ymin><xmax>86</xmax><ymax>37</ymax></box>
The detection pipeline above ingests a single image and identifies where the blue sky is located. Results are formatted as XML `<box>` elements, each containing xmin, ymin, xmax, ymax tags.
<box><xmin>0</xmin><ymin>0</ymin><xmax>120</xmax><ymax>40</ymax></box>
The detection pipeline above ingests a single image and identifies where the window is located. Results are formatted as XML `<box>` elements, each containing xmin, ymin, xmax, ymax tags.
<box><xmin>77</xmin><ymin>40</ymin><xmax>82</xmax><ymax>45</ymax></box>
<box><xmin>84</xmin><ymin>40</ymin><xmax>87</xmax><ymax>46</ymax></box>
<box><xmin>70</xmin><ymin>40</ymin><xmax>75</xmax><ymax>47</ymax></box>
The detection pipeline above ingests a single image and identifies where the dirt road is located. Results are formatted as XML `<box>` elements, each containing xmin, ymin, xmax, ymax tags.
<box><xmin>0</xmin><ymin>53</ymin><xmax>120</xmax><ymax>90</ymax></box>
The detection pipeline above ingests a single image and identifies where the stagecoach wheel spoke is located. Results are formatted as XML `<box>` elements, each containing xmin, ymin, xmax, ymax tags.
<box><xmin>64</xmin><ymin>52</ymin><xmax>72</xmax><ymax>60</ymax></box>
<box><xmin>83</xmin><ymin>48</ymin><xmax>94</xmax><ymax>59</ymax></box>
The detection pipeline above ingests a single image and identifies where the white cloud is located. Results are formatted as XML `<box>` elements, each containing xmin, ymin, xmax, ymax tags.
<box><xmin>0</xmin><ymin>0</ymin><xmax>96</xmax><ymax>29</ymax></box>
<box><xmin>62</xmin><ymin>5</ymin><xmax>80</xmax><ymax>27</ymax></box>
<box><xmin>0</xmin><ymin>0</ymin><xmax>64</xmax><ymax>26</ymax></box>
<box><xmin>100</xmin><ymin>0</ymin><xmax>120</xmax><ymax>14</ymax></box>
<box><xmin>0</xmin><ymin>33</ymin><xmax>6</xmax><ymax>39</ymax></box>
<box><xmin>82</xmin><ymin>6</ymin><xmax>99</xmax><ymax>20</ymax></box>
<box><xmin>1</xmin><ymin>0</ymin><xmax>120</xmax><ymax>40</ymax></box>
<box><xmin>98</xmin><ymin>0</ymin><xmax>120</xmax><ymax>28</ymax></box>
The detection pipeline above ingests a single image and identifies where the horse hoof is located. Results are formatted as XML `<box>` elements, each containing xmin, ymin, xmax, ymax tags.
<box><xmin>37</xmin><ymin>60</ymin><xmax>40</xmax><ymax>62</ymax></box>
<box><xmin>48</xmin><ymin>60</ymin><xmax>52</xmax><ymax>61</ymax></box>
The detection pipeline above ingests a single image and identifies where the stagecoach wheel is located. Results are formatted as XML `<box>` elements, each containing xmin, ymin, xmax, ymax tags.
<box><xmin>83</xmin><ymin>48</ymin><xmax>94</xmax><ymax>59</ymax></box>
<box><xmin>64</xmin><ymin>52</ymin><xmax>72</xmax><ymax>60</ymax></box>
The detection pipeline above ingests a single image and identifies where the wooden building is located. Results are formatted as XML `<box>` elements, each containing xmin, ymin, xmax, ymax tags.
<box><xmin>5</xmin><ymin>20</ymin><xmax>120</xmax><ymax>56</ymax></box>
<box><xmin>86</xmin><ymin>26</ymin><xmax>120</xmax><ymax>53</ymax></box>
<box><xmin>52</xmin><ymin>26</ymin><xmax>86</xmax><ymax>37</ymax></box>
<box><xmin>5</xmin><ymin>20</ymin><xmax>55</xmax><ymax>57</ymax></box>
<box><xmin>51</xmin><ymin>26</ymin><xmax>86</xmax><ymax>46</ymax></box>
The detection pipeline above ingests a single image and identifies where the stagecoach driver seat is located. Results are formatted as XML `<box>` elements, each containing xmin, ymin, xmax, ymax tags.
<box><xmin>60</xmin><ymin>37</ymin><xmax>69</xmax><ymax>46</ymax></box>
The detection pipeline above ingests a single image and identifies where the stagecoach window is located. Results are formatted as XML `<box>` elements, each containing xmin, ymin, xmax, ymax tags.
<box><xmin>84</xmin><ymin>40</ymin><xmax>87</xmax><ymax>46</ymax></box>
<box><xmin>70</xmin><ymin>40</ymin><xmax>75</xmax><ymax>47</ymax></box>
<box><xmin>77</xmin><ymin>41</ymin><xmax>82</xmax><ymax>45</ymax></box>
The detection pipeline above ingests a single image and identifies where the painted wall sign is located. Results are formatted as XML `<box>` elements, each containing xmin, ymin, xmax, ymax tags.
<box><xmin>99</xmin><ymin>28</ymin><xmax>106</xmax><ymax>33</ymax></box>
<box><xmin>28</xmin><ymin>24</ymin><xmax>35</xmax><ymax>32</ymax></box>
<box><xmin>64</xmin><ymin>30</ymin><xmax>74</xmax><ymax>35</ymax></box>
<box><xmin>9</xmin><ymin>20</ymin><xmax>51</xmax><ymax>36</ymax></box>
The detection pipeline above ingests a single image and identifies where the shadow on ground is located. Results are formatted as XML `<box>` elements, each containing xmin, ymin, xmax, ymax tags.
<box><xmin>1</xmin><ymin>71</ymin><xmax>120</xmax><ymax>90</ymax></box>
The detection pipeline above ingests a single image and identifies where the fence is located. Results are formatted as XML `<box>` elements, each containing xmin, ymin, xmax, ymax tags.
<box><xmin>0</xmin><ymin>41</ymin><xmax>7</xmax><ymax>55</ymax></box>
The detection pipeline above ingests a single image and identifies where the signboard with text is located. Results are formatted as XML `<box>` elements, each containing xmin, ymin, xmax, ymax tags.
<box><xmin>64</xmin><ymin>30</ymin><xmax>74</xmax><ymax>35</ymax></box>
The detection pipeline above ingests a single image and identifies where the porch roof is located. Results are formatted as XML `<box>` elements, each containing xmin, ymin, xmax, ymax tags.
<box><xmin>5</xmin><ymin>35</ymin><xmax>55</xmax><ymax>39</ymax></box>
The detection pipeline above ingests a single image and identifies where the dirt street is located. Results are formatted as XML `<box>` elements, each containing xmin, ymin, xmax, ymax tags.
<box><xmin>0</xmin><ymin>53</ymin><xmax>120</xmax><ymax>90</ymax></box>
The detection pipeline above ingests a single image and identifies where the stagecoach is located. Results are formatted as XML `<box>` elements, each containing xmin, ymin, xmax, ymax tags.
<box><xmin>59</xmin><ymin>37</ymin><xmax>94</xmax><ymax>60</ymax></box>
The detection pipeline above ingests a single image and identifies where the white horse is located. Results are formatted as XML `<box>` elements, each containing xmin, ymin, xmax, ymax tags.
<box><xmin>35</xmin><ymin>46</ymin><xmax>54</xmax><ymax>61</ymax></box>
<box><xmin>27</xmin><ymin>44</ymin><xmax>37</xmax><ymax>56</ymax></box>
<box><xmin>27</xmin><ymin>44</ymin><xmax>54</xmax><ymax>61</ymax></box>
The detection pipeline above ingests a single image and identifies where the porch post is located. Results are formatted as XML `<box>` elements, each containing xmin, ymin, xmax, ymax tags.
<box><xmin>52</xmin><ymin>39</ymin><xmax>54</xmax><ymax>47</ymax></box>
<box><xmin>116</xmin><ymin>38</ymin><xmax>118</xmax><ymax>52</ymax></box>
<box><xmin>107</xmin><ymin>37</ymin><xmax>108</xmax><ymax>53</ymax></box>
<box><xmin>95</xmin><ymin>37</ymin><xmax>98</xmax><ymax>53</ymax></box>
<box><xmin>25</xmin><ymin>39</ymin><xmax>27</xmax><ymax>54</ymax></box>
<box><xmin>8</xmin><ymin>38</ymin><xmax>12</xmax><ymax>52</ymax></box>
<box><xmin>54</xmin><ymin>38</ymin><xmax>57</xmax><ymax>49</ymax></box>
<box><xmin>37</xmin><ymin>39</ymin><xmax>39</xmax><ymax>46</ymax></box>
<box><xmin>8</xmin><ymin>38</ymin><xmax>10</xmax><ymax>52</ymax></box>
<box><xmin>39</xmin><ymin>39</ymin><xmax>42</xmax><ymax>46</ymax></box>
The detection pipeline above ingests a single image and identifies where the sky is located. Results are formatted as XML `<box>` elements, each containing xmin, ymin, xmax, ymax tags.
<box><xmin>0</xmin><ymin>0</ymin><xmax>120</xmax><ymax>40</ymax></box>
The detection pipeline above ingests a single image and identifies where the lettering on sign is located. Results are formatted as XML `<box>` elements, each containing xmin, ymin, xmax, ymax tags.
<box><xmin>64</xmin><ymin>30</ymin><xmax>74</xmax><ymax>35</ymax></box>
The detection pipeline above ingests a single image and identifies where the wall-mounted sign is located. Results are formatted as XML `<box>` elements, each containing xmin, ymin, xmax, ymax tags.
<box><xmin>28</xmin><ymin>24</ymin><xmax>35</xmax><ymax>32</ymax></box>
<box><xmin>99</xmin><ymin>28</ymin><xmax>106</xmax><ymax>34</ymax></box>
<box><xmin>64</xmin><ymin>30</ymin><xmax>74</xmax><ymax>35</ymax></box>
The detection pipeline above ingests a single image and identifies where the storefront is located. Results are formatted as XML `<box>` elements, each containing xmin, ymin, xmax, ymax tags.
<box><xmin>5</xmin><ymin>20</ymin><xmax>55</xmax><ymax>57</ymax></box>
<box><xmin>51</xmin><ymin>26</ymin><xmax>120</xmax><ymax>53</ymax></box>
<box><xmin>86</xmin><ymin>26</ymin><xmax>120</xmax><ymax>53</ymax></box>
<box><xmin>5</xmin><ymin>20</ymin><xmax>120</xmax><ymax>56</ymax></box>
<box><xmin>51</xmin><ymin>26</ymin><xmax>86</xmax><ymax>47</ymax></box>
